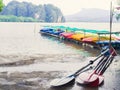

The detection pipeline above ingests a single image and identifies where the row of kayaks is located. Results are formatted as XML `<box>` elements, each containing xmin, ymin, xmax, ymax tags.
<box><xmin>40</xmin><ymin>26</ymin><xmax>120</xmax><ymax>48</ymax></box>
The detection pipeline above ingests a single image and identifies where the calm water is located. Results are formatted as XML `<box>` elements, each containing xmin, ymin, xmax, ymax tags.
<box><xmin>0</xmin><ymin>22</ymin><xmax>120</xmax><ymax>90</ymax></box>
<box><xmin>0</xmin><ymin>22</ymin><xmax>102</xmax><ymax>58</ymax></box>
<box><xmin>0</xmin><ymin>22</ymin><xmax>120</xmax><ymax>56</ymax></box>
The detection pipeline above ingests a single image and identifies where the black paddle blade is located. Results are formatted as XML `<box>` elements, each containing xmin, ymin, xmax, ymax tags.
<box><xmin>50</xmin><ymin>75</ymin><xmax>75</xmax><ymax>87</ymax></box>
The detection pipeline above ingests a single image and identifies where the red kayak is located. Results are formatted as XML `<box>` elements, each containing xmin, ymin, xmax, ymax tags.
<box><xmin>60</xmin><ymin>32</ymin><xmax>74</xmax><ymax>39</ymax></box>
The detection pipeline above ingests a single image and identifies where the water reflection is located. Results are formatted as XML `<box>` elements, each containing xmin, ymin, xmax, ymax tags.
<box><xmin>40</xmin><ymin>34</ymin><xmax>100</xmax><ymax>57</ymax></box>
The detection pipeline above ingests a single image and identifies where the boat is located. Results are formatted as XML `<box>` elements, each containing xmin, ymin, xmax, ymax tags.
<box><xmin>71</xmin><ymin>33</ymin><xmax>92</xmax><ymax>41</ymax></box>
<box><xmin>40</xmin><ymin>28</ymin><xmax>53</xmax><ymax>34</ymax></box>
<box><xmin>60</xmin><ymin>32</ymin><xmax>74</xmax><ymax>39</ymax></box>
<box><xmin>40</xmin><ymin>28</ymin><xmax>64</xmax><ymax>37</ymax></box>
<box><xmin>112</xmin><ymin>34</ymin><xmax>120</xmax><ymax>40</ymax></box>
<box><xmin>48</xmin><ymin>29</ymin><xmax>64</xmax><ymax>36</ymax></box>
<box><xmin>96</xmin><ymin>40</ymin><xmax>120</xmax><ymax>49</ymax></box>
<box><xmin>82</xmin><ymin>36</ymin><xmax>115</xmax><ymax>44</ymax></box>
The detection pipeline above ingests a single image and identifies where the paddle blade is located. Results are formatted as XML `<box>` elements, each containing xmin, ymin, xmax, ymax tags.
<box><xmin>98</xmin><ymin>75</ymin><xmax>104</xmax><ymax>85</ymax></box>
<box><xmin>50</xmin><ymin>75</ymin><xmax>75</xmax><ymax>87</ymax></box>
<box><xmin>76</xmin><ymin>72</ymin><xmax>104</xmax><ymax>87</ymax></box>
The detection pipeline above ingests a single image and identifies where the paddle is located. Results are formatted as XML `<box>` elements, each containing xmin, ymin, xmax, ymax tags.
<box><xmin>76</xmin><ymin>47</ymin><xmax>117</xmax><ymax>87</ymax></box>
<box><xmin>75</xmin><ymin>56</ymin><xmax>108</xmax><ymax>86</ymax></box>
<box><xmin>50</xmin><ymin>48</ymin><xmax>109</xmax><ymax>87</ymax></box>
<box><xmin>75</xmin><ymin>56</ymin><xmax>108</xmax><ymax>87</ymax></box>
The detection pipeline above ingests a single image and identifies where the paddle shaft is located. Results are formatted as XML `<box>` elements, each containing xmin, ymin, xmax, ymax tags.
<box><xmin>94</xmin><ymin>56</ymin><xmax>109</xmax><ymax>74</ymax></box>
<box><xmin>101</xmin><ymin>57</ymin><xmax>114</xmax><ymax>74</ymax></box>
<box><xmin>98</xmin><ymin>52</ymin><xmax>115</xmax><ymax>75</ymax></box>
<box><xmin>93</xmin><ymin>46</ymin><xmax>116</xmax><ymax>75</ymax></box>
<box><xmin>74</xmin><ymin>48</ymin><xmax>109</xmax><ymax>76</ymax></box>
<box><xmin>95</xmin><ymin>48</ymin><xmax>116</xmax><ymax>75</ymax></box>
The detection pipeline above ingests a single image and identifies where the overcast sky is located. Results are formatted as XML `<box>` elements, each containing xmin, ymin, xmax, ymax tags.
<box><xmin>3</xmin><ymin>0</ymin><xmax>115</xmax><ymax>15</ymax></box>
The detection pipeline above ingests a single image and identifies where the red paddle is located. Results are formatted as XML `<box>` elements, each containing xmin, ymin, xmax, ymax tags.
<box><xmin>76</xmin><ymin>47</ymin><xmax>117</xmax><ymax>87</ymax></box>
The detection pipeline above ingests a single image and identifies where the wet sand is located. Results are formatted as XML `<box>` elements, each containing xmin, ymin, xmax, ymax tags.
<box><xmin>0</xmin><ymin>54</ymin><xmax>81</xmax><ymax>90</ymax></box>
<box><xmin>0</xmin><ymin>54</ymin><xmax>120</xmax><ymax>90</ymax></box>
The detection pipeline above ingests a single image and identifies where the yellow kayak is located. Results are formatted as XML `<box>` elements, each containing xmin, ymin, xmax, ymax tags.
<box><xmin>71</xmin><ymin>33</ymin><xmax>92</xmax><ymax>41</ymax></box>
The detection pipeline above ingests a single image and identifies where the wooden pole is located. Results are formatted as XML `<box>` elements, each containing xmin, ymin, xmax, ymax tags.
<box><xmin>109</xmin><ymin>1</ymin><xmax>113</xmax><ymax>47</ymax></box>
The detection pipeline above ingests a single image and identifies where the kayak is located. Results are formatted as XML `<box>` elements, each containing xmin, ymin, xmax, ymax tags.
<box><xmin>40</xmin><ymin>28</ymin><xmax>53</xmax><ymax>33</ymax></box>
<box><xmin>82</xmin><ymin>36</ymin><xmax>115</xmax><ymax>43</ymax></box>
<box><xmin>48</xmin><ymin>30</ymin><xmax>64</xmax><ymax>36</ymax></box>
<box><xmin>60</xmin><ymin>32</ymin><xmax>74</xmax><ymax>39</ymax></box>
<box><xmin>71</xmin><ymin>33</ymin><xmax>92</xmax><ymax>41</ymax></box>
<box><xmin>112</xmin><ymin>35</ymin><xmax>120</xmax><ymax>40</ymax></box>
<box><xmin>96</xmin><ymin>40</ymin><xmax>120</xmax><ymax>48</ymax></box>
<box><xmin>40</xmin><ymin>28</ymin><xmax>64</xmax><ymax>36</ymax></box>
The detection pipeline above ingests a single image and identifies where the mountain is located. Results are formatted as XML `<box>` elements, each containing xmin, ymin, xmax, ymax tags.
<box><xmin>0</xmin><ymin>1</ymin><xmax>65</xmax><ymax>22</ymax></box>
<box><xmin>65</xmin><ymin>8</ymin><xmax>119</xmax><ymax>22</ymax></box>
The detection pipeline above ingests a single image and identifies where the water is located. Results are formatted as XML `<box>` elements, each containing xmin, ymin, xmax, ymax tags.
<box><xmin>0</xmin><ymin>22</ymin><xmax>120</xmax><ymax>56</ymax></box>
<box><xmin>0</xmin><ymin>22</ymin><xmax>120</xmax><ymax>90</ymax></box>
<box><xmin>0</xmin><ymin>22</ymin><xmax>96</xmax><ymax>55</ymax></box>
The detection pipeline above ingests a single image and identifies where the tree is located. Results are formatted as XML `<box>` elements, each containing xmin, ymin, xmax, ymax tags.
<box><xmin>0</xmin><ymin>0</ymin><xmax>4</xmax><ymax>12</ymax></box>
<box><xmin>0</xmin><ymin>1</ymin><xmax>65</xmax><ymax>22</ymax></box>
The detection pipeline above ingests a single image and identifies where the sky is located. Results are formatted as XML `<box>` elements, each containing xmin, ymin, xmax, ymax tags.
<box><xmin>3</xmin><ymin>0</ymin><xmax>114</xmax><ymax>15</ymax></box>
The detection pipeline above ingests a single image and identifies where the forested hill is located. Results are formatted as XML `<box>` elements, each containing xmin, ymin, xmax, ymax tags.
<box><xmin>0</xmin><ymin>1</ymin><xmax>65</xmax><ymax>22</ymax></box>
